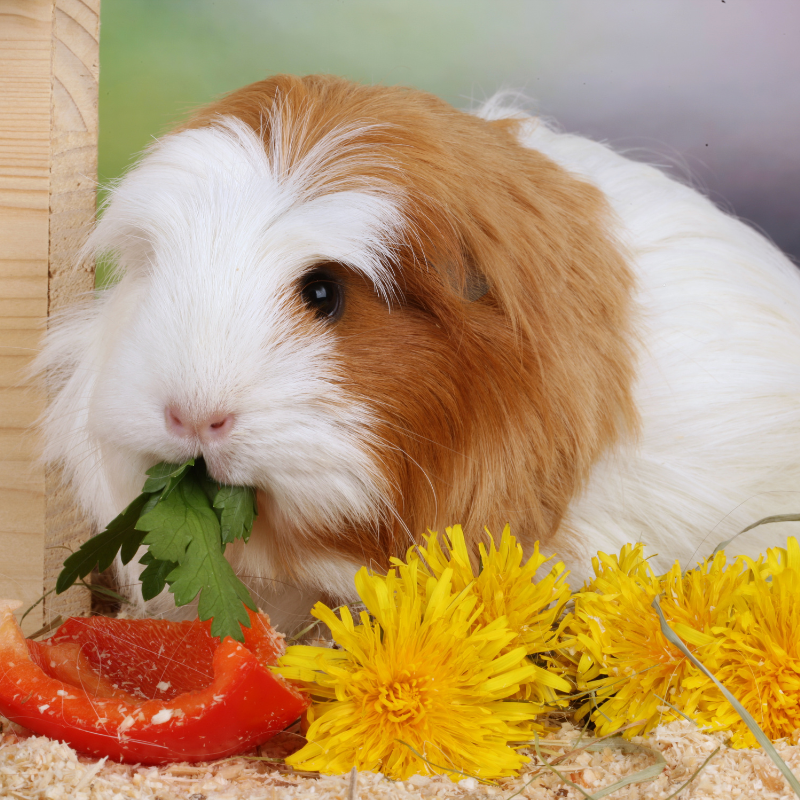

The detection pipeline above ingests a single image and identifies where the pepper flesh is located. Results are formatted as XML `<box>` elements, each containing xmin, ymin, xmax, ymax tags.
<box><xmin>0</xmin><ymin>600</ymin><xmax>308</xmax><ymax>764</ymax></box>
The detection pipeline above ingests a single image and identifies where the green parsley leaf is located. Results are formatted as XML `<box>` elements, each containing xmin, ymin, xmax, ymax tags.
<box><xmin>167</xmin><ymin>522</ymin><xmax>256</xmax><ymax>641</ymax></box>
<box><xmin>135</xmin><ymin>477</ymin><xmax>212</xmax><ymax>563</ymax></box>
<box><xmin>214</xmin><ymin>484</ymin><xmax>258</xmax><ymax>544</ymax></box>
<box><xmin>136</xmin><ymin>472</ymin><xmax>256</xmax><ymax>641</ymax></box>
<box><xmin>196</xmin><ymin>464</ymin><xmax>222</xmax><ymax>506</ymax></box>
<box><xmin>56</xmin><ymin>457</ymin><xmax>259</xmax><ymax>642</ymax></box>
<box><xmin>138</xmin><ymin>552</ymin><xmax>178</xmax><ymax>602</ymax></box>
<box><xmin>56</xmin><ymin>493</ymin><xmax>151</xmax><ymax>594</ymax></box>
<box><xmin>121</xmin><ymin>493</ymin><xmax>161</xmax><ymax>563</ymax></box>
<box><xmin>142</xmin><ymin>458</ymin><xmax>195</xmax><ymax>498</ymax></box>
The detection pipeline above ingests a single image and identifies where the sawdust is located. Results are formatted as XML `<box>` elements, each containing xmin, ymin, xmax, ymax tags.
<box><xmin>3</xmin><ymin>720</ymin><xmax>800</xmax><ymax>799</ymax></box>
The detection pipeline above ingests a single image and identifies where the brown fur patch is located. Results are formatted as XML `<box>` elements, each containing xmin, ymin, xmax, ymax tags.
<box><xmin>183</xmin><ymin>75</ymin><xmax>637</xmax><ymax>580</ymax></box>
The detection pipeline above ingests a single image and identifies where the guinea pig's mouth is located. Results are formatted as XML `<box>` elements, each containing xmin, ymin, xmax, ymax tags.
<box><xmin>201</xmin><ymin>453</ymin><xmax>237</xmax><ymax>487</ymax></box>
<box><xmin>200</xmin><ymin>450</ymin><xmax>263</xmax><ymax>493</ymax></box>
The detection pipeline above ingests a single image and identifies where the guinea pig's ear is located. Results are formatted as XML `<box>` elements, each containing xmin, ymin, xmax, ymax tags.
<box><xmin>440</xmin><ymin>252</ymin><xmax>489</xmax><ymax>302</ymax></box>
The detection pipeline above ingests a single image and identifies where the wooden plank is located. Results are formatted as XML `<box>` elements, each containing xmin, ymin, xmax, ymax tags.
<box><xmin>0</xmin><ymin>461</ymin><xmax>42</xmax><ymax>493</ymax></box>
<box><xmin>0</xmin><ymin>532</ymin><xmax>47</xmax><ymax>626</ymax></box>
<box><xmin>0</xmin><ymin>0</ymin><xmax>53</xmax><ymax>632</ymax></box>
<box><xmin>44</xmin><ymin>0</ymin><xmax>99</xmax><ymax>622</ymax></box>
<box><xmin>0</xmin><ymin>0</ymin><xmax>99</xmax><ymax>631</ymax></box>
<box><xmin>0</xmin><ymin>299</ymin><xmax>48</xmax><ymax>317</ymax></box>
<box><xmin>0</xmin><ymin>388</ymin><xmax>41</xmax><ymax>427</ymax></box>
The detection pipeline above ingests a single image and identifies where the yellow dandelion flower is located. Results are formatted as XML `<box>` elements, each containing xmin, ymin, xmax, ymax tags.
<box><xmin>398</xmin><ymin>525</ymin><xmax>572</xmax><ymax>707</ymax></box>
<box><xmin>710</xmin><ymin>538</ymin><xmax>800</xmax><ymax>748</ymax></box>
<box><xmin>744</xmin><ymin>534</ymin><xmax>800</xmax><ymax>580</ymax></box>
<box><xmin>561</xmin><ymin>543</ymin><xmax>751</xmax><ymax>738</ymax></box>
<box><xmin>276</xmin><ymin>559</ymin><xmax>538</xmax><ymax>780</ymax></box>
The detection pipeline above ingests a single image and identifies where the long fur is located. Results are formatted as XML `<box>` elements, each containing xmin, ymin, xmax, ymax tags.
<box><xmin>35</xmin><ymin>76</ymin><xmax>800</xmax><ymax>627</ymax></box>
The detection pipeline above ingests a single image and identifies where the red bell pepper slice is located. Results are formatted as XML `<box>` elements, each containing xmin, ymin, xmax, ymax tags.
<box><xmin>0</xmin><ymin>600</ymin><xmax>308</xmax><ymax>764</ymax></box>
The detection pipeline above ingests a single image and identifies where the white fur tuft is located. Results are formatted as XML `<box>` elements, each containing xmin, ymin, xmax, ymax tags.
<box><xmin>36</xmin><ymin>90</ymin><xmax>800</xmax><ymax>620</ymax></box>
<box><xmin>35</xmin><ymin>116</ymin><xmax>407</xmax><ymax>603</ymax></box>
<box><xmin>475</xmin><ymin>99</ymin><xmax>800</xmax><ymax>576</ymax></box>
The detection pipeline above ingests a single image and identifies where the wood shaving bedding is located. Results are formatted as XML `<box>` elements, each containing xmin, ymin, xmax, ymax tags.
<box><xmin>3</xmin><ymin>721</ymin><xmax>800</xmax><ymax>799</ymax></box>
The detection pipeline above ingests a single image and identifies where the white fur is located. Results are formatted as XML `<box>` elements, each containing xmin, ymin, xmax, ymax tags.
<box><xmin>36</xmin><ymin>116</ymin><xmax>407</xmax><ymax>614</ymax></box>
<box><xmin>479</xmin><ymin>97</ymin><xmax>800</xmax><ymax>575</ymax></box>
<box><xmin>37</xmin><ymin>93</ymin><xmax>800</xmax><ymax>621</ymax></box>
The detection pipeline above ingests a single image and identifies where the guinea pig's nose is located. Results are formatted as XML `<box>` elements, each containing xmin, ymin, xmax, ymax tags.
<box><xmin>165</xmin><ymin>407</ymin><xmax>234</xmax><ymax>443</ymax></box>
<box><xmin>197</xmin><ymin>412</ymin><xmax>235</xmax><ymax>442</ymax></box>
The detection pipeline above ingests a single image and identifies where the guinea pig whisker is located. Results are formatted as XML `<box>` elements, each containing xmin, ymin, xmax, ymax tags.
<box><xmin>370</xmin><ymin>415</ymin><xmax>474</xmax><ymax>462</ymax></box>
<box><xmin>373</xmin><ymin>441</ymin><xmax>440</xmax><ymax>523</ymax></box>
<box><xmin>230</xmin><ymin>575</ymin><xmax>310</xmax><ymax>594</ymax></box>
<box><xmin>380</xmin><ymin>501</ymin><xmax>415</xmax><ymax>551</ymax></box>
<box><xmin>348</xmin><ymin>394</ymin><xmax>472</xmax><ymax>458</ymax></box>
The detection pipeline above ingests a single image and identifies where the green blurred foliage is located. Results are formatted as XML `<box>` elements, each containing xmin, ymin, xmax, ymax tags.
<box><xmin>97</xmin><ymin>0</ymin><xmax>551</xmax><ymax>285</ymax></box>
<box><xmin>99</xmin><ymin>0</ymin><xmax>547</xmax><ymax>184</ymax></box>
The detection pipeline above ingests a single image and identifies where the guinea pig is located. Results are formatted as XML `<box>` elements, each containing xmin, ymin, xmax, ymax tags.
<box><xmin>37</xmin><ymin>74</ymin><xmax>800</xmax><ymax>629</ymax></box>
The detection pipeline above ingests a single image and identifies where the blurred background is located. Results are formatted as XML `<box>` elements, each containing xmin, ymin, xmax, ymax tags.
<box><xmin>98</xmin><ymin>0</ymin><xmax>800</xmax><ymax>285</ymax></box>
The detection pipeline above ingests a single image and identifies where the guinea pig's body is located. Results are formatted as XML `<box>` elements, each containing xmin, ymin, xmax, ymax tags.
<box><xmin>38</xmin><ymin>76</ymin><xmax>800</xmax><ymax>627</ymax></box>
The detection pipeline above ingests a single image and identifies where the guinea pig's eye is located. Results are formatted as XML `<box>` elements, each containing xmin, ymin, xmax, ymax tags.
<box><xmin>299</xmin><ymin>269</ymin><xmax>344</xmax><ymax>321</ymax></box>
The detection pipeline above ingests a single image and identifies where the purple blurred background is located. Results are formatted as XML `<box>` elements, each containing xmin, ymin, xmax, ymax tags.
<box><xmin>100</xmin><ymin>0</ymin><xmax>800</xmax><ymax>273</ymax></box>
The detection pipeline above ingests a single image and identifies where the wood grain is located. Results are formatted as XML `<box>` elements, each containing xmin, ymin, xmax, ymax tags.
<box><xmin>43</xmin><ymin>0</ymin><xmax>98</xmax><ymax>624</ymax></box>
<box><xmin>0</xmin><ymin>0</ymin><xmax>53</xmax><ymax>632</ymax></box>
<box><xmin>0</xmin><ymin>0</ymin><xmax>98</xmax><ymax>631</ymax></box>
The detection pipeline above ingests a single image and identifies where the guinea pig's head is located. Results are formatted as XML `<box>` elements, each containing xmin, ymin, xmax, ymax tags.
<box><xmin>40</xmin><ymin>75</ymin><xmax>636</xmax><ymax>597</ymax></box>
